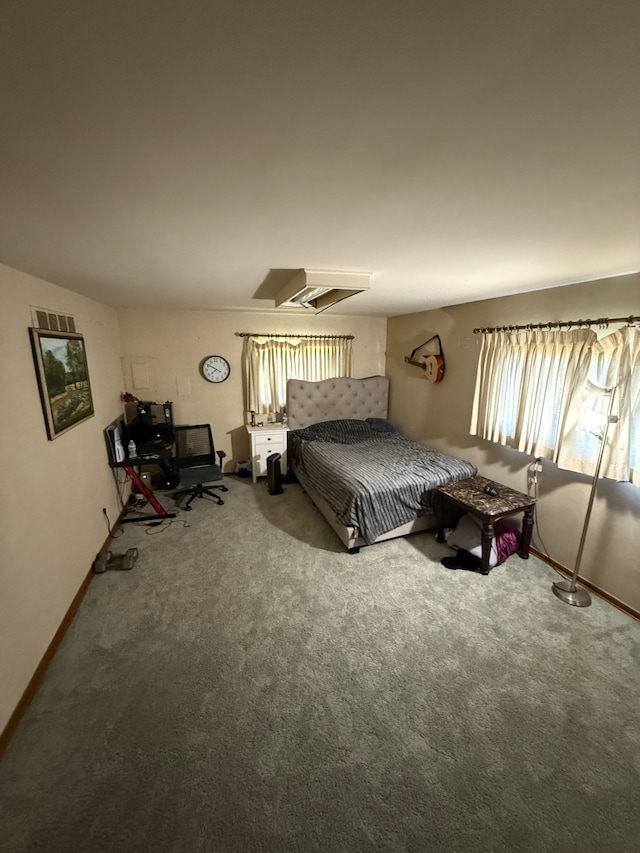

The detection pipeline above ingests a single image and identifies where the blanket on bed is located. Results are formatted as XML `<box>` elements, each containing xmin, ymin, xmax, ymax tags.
<box><xmin>290</xmin><ymin>419</ymin><xmax>477</xmax><ymax>544</ymax></box>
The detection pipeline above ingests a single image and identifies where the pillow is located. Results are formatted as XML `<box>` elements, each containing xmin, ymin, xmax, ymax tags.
<box><xmin>293</xmin><ymin>419</ymin><xmax>373</xmax><ymax>444</ymax></box>
<box><xmin>447</xmin><ymin>514</ymin><xmax>498</xmax><ymax>568</ymax></box>
<box><xmin>365</xmin><ymin>417</ymin><xmax>396</xmax><ymax>433</ymax></box>
<box><xmin>447</xmin><ymin>515</ymin><xmax>521</xmax><ymax>568</ymax></box>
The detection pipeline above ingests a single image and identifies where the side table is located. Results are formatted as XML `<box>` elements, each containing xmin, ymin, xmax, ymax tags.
<box><xmin>435</xmin><ymin>475</ymin><xmax>535</xmax><ymax>575</ymax></box>
<box><xmin>246</xmin><ymin>424</ymin><xmax>289</xmax><ymax>484</ymax></box>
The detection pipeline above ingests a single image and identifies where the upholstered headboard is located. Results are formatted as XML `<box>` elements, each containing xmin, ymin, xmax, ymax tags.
<box><xmin>286</xmin><ymin>376</ymin><xmax>390</xmax><ymax>430</ymax></box>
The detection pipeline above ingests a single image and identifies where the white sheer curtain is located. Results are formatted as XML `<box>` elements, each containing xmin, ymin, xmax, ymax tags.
<box><xmin>557</xmin><ymin>325</ymin><xmax>640</xmax><ymax>484</ymax></box>
<box><xmin>243</xmin><ymin>335</ymin><xmax>353</xmax><ymax>418</ymax></box>
<box><xmin>470</xmin><ymin>328</ymin><xmax>596</xmax><ymax>460</ymax></box>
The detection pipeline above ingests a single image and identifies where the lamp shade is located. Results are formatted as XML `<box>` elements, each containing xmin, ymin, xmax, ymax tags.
<box><xmin>581</xmin><ymin>379</ymin><xmax>612</xmax><ymax>401</ymax></box>
<box><xmin>581</xmin><ymin>407</ymin><xmax>610</xmax><ymax>438</ymax></box>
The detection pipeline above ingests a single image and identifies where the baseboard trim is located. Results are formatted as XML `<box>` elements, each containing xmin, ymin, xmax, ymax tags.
<box><xmin>0</xmin><ymin>509</ymin><xmax>126</xmax><ymax>760</ymax></box>
<box><xmin>531</xmin><ymin>547</ymin><xmax>640</xmax><ymax>623</ymax></box>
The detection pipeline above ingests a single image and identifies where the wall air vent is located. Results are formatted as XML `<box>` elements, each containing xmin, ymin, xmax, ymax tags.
<box><xmin>30</xmin><ymin>306</ymin><xmax>76</xmax><ymax>332</ymax></box>
<box><xmin>275</xmin><ymin>269</ymin><xmax>371</xmax><ymax>313</ymax></box>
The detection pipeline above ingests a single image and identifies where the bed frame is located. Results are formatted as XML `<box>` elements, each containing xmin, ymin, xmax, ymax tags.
<box><xmin>286</xmin><ymin>376</ymin><xmax>438</xmax><ymax>552</ymax></box>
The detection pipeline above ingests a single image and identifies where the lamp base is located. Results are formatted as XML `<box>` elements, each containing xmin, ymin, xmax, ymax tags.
<box><xmin>552</xmin><ymin>580</ymin><xmax>592</xmax><ymax>607</ymax></box>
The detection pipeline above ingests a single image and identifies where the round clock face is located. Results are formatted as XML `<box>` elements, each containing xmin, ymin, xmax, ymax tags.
<box><xmin>200</xmin><ymin>355</ymin><xmax>231</xmax><ymax>383</ymax></box>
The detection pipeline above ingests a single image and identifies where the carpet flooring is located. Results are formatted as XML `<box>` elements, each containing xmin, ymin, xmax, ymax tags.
<box><xmin>1</xmin><ymin>477</ymin><xmax>639</xmax><ymax>852</ymax></box>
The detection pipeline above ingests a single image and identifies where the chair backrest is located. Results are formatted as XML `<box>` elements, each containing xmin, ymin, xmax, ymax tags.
<box><xmin>174</xmin><ymin>424</ymin><xmax>216</xmax><ymax>469</ymax></box>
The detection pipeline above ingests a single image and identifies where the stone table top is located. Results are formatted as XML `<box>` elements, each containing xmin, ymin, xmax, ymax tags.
<box><xmin>436</xmin><ymin>475</ymin><xmax>535</xmax><ymax>519</ymax></box>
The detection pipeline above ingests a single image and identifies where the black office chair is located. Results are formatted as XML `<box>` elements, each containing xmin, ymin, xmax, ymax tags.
<box><xmin>173</xmin><ymin>424</ymin><xmax>228</xmax><ymax>510</ymax></box>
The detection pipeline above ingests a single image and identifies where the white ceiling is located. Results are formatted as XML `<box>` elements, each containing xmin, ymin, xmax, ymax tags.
<box><xmin>1</xmin><ymin>0</ymin><xmax>639</xmax><ymax>317</ymax></box>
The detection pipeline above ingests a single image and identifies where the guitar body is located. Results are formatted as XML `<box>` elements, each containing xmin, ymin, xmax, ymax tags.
<box><xmin>424</xmin><ymin>354</ymin><xmax>445</xmax><ymax>383</ymax></box>
<box><xmin>404</xmin><ymin>334</ymin><xmax>445</xmax><ymax>382</ymax></box>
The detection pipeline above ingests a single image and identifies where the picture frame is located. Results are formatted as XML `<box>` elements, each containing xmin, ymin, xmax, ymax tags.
<box><xmin>29</xmin><ymin>327</ymin><xmax>95</xmax><ymax>440</ymax></box>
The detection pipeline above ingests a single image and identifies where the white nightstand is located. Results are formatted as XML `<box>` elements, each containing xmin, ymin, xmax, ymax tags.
<box><xmin>246</xmin><ymin>425</ymin><xmax>289</xmax><ymax>483</ymax></box>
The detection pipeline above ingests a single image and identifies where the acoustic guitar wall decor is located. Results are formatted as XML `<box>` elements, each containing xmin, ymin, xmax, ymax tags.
<box><xmin>404</xmin><ymin>334</ymin><xmax>445</xmax><ymax>383</ymax></box>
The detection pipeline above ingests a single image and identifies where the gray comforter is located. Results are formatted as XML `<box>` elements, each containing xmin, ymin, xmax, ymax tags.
<box><xmin>290</xmin><ymin>419</ymin><xmax>477</xmax><ymax>544</ymax></box>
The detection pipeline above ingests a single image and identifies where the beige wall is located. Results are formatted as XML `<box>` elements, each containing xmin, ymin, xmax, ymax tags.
<box><xmin>5</xmin><ymin>265</ymin><xmax>636</xmax><ymax>737</ymax></box>
<box><xmin>117</xmin><ymin>309</ymin><xmax>387</xmax><ymax>468</ymax></box>
<box><xmin>1</xmin><ymin>294</ymin><xmax>385</xmax><ymax>737</ymax></box>
<box><xmin>0</xmin><ymin>264</ymin><xmax>123</xmax><ymax>734</ymax></box>
<box><xmin>386</xmin><ymin>272</ymin><xmax>640</xmax><ymax>612</ymax></box>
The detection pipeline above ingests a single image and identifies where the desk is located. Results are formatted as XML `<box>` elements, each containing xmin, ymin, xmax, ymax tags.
<box><xmin>435</xmin><ymin>475</ymin><xmax>535</xmax><ymax>575</ymax></box>
<box><xmin>110</xmin><ymin>444</ymin><xmax>177</xmax><ymax>524</ymax></box>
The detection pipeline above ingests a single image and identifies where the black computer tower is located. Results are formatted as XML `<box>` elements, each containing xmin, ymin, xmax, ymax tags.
<box><xmin>267</xmin><ymin>453</ymin><xmax>284</xmax><ymax>495</ymax></box>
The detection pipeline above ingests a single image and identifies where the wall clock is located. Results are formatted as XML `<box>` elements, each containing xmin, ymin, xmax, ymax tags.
<box><xmin>200</xmin><ymin>355</ymin><xmax>231</xmax><ymax>383</ymax></box>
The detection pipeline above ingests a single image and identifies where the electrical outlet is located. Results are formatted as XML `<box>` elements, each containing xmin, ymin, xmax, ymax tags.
<box><xmin>533</xmin><ymin>461</ymin><xmax>543</xmax><ymax>473</ymax></box>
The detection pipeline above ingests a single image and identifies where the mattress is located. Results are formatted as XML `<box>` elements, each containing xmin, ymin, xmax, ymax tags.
<box><xmin>289</xmin><ymin>418</ymin><xmax>477</xmax><ymax>544</ymax></box>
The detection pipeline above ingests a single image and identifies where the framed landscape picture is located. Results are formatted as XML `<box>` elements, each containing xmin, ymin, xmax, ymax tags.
<box><xmin>29</xmin><ymin>327</ymin><xmax>95</xmax><ymax>439</ymax></box>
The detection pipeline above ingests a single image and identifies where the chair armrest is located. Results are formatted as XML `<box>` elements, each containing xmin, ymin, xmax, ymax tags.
<box><xmin>217</xmin><ymin>450</ymin><xmax>227</xmax><ymax>466</ymax></box>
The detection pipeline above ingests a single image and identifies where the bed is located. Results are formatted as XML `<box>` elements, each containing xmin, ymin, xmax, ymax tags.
<box><xmin>286</xmin><ymin>375</ymin><xmax>477</xmax><ymax>552</ymax></box>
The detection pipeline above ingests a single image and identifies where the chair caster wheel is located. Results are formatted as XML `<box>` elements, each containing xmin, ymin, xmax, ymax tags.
<box><xmin>221</xmin><ymin>486</ymin><xmax>229</xmax><ymax>492</ymax></box>
<box><xmin>185</xmin><ymin>506</ymin><xmax>192</xmax><ymax>511</ymax></box>
<box><xmin>219</xmin><ymin>499</ymin><xmax>224</xmax><ymax>504</ymax></box>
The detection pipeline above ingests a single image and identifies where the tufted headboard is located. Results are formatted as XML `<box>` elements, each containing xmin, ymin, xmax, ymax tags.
<box><xmin>286</xmin><ymin>376</ymin><xmax>390</xmax><ymax>430</ymax></box>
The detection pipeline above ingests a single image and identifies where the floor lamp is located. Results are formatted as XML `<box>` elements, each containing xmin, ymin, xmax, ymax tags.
<box><xmin>552</xmin><ymin>383</ymin><xmax>617</xmax><ymax>607</ymax></box>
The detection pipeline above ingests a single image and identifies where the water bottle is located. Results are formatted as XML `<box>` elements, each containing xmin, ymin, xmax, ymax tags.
<box><xmin>282</xmin><ymin>412</ymin><xmax>288</xmax><ymax>428</ymax></box>
<box><xmin>127</xmin><ymin>439</ymin><xmax>137</xmax><ymax>458</ymax></box>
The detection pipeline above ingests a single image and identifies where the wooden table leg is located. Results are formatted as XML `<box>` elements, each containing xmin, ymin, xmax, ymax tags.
<box><xmin>520</xmin><ymin>507</ymin><xmax>534</xmax><ymax>558</ymax></box>
<box><xmin>481</xmin><ymin>522</ymin><xmax>493</xmax><ymax>575</ymax></box>
<box><xmin>434</xmin><ymin>492</ymin><xmax>447</xmax><ymax>543</ymax></box>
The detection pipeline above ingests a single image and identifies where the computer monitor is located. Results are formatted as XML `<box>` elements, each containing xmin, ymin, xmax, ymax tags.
<box><xmin>124</xmin><ymin>400</ymin><xmax>174</xmax><ymax>447</ymax></box>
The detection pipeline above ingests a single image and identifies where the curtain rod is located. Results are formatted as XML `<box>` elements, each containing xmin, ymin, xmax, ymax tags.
<box><xmin>235</xmin><ymin>332</ymin><xmax>354</xmax><ymax>340</ymax></box>
<box><xmin>473</xmin><ymin>314</ymin><xmax>640</xmax><ymax>334</ymax></box>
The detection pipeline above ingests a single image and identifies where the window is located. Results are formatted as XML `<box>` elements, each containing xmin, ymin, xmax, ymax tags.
<box><xmin>243</xmin><ymin>335</ymin><xmax>352</xmax><ymax>418</ymax></box>
<box><xmin>470</xmin><ymin>329</ymin><xmax>595</xmax><ymax>460</ymax></box>
<box><xmin>557</xmin><ymin>325</ymin><xmax>640</xmax><ymax>484</ymax></box>
<box><xmin>471</xmin><ymin>325</ymin><xmax>640</xmax><ymax>484</ymax></box>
